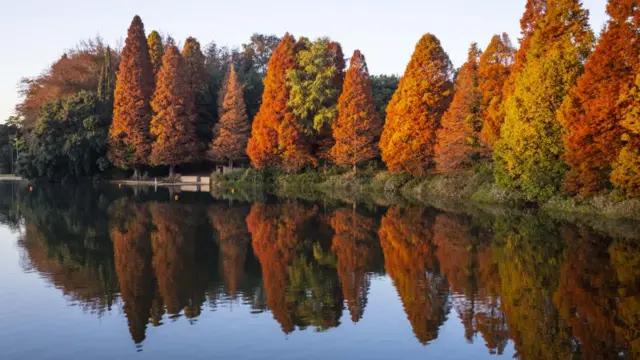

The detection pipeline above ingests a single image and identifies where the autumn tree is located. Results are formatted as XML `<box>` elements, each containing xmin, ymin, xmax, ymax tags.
<box><xmin>210</xmin><ymin>204</ymin><xmax>250</xmax><ymax>297</ymax></box>
<box><xmin>209</xmin><ymin>65</ymin><xmax>251</xmax><ymax>167</ymax></box>
<box><xmin>380</xmin><ymin>34</ymin><xmax>454</xmax><ymax>176</ymax></box>
<box><xmin>182</xmin><ymin>37</ymin><xmax>214</xmax><ymax>153</ymax></box>
<box><xmin>612</xmin><ymin>63</ymin><xmax>640</xmax><ymax>197</ymax></box>
<box><xmin>107</xmin><ymin>16</ymin><xmax>155</xmax><ymax>174</ymax></box>
<box><xmin>557</xmin><ymin>0</ymin><xmax>640</xmax><ymax>196</ymax></box>
<box><xmin>329</xmin><ymin>50</ymin><xmax>381</xmax><ymax>172</ymax></box>
<box><xmin>147</xmin><ymin>30</ymin><xmax>164</xmax><ymax>78</ymax></box>
<box><xmin>493</xmin><ymin>0</ymin><xmax>594</xmax><ymax>200</ymax></box>
<box><xmin>435</xmin><ymin>44</ymin><xmax>488</xmax><ymax>171</ymax></box>
<box><xmin>478</xmin><ymin>34</ymin><xmax>515</xmax><ymax>147</ymax></box>
<box><xmin>247</xmin><ymin>33</ymin><xmax>297</xmax><ymax>168</ymax></box>
<box><xmin>149</xmin><ymin>43</ymin><xmax>199</xmax><ymax>176</ymax></box>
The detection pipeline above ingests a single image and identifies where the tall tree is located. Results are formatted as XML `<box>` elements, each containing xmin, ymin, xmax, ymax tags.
<box><xmin>97</xmin><ymin>46</ymin><xmax>115</xmax><ymax>104</ymax></box>
<box><xmin>182</xmin><ymin>37</ymin><xmax>214</xmax><ymax>155</ymax></box>
<box><xmin>209</xmin><ymin>65</ymin><xmax>251</xmax><ymax>167</ymax></box>
<box><xmin>370</xmin><ymin>75</ymin><xmax>400</xmax><ymax>116</ymax></box>
<box><xmin>247</xmin><ymin>33</ymin><xmax>297</xmax><ymax>168</ymax></box>
<box><xmin>330</xmin><ymin>50</ymin><xmax>381</xmax><ymax>172</ymax></box>
<box><xmin>558</xmin><ymin>0</ymin><xmax>640</xmax><ymax>196</ymax></box>
<box><xmin>435</xmin><ymin>44</ymin><xmax>488</xmax><ymax>172</ymax></box>
<box><xmin>379</xmin><ymin>34</ymin><xmax>454</xmax><ymax>176</ymax></box>
<box><xmin>478</xmin><ymin>34</ymin><xmax>515</xmax><ymax>148</ymax></box>
<box><xmin>493</xmin><ymin>0</ymin><xmax>594</xmax><ymax>200</ymax></box>
<box><xmin>149</xmin><ymin>44</ymin><xmax>199</xmax><ymax>176</ymax></box>
<box><xmin>612</xmin><ymin>62</ymin><xmax>640</xmax><ymax>197</ymax></box>
<box><xmin>147</xmin><ymin>30</ymin><xmax>164</xmax><ymax>78</ymax></box>
<box><xmin>107</xmin><ymin>15</ymin><xmax>155</xmax><ymax>174</ymax></box>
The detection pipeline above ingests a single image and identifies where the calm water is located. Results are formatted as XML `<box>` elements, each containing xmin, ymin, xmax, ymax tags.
<box><xmin>0</xmin><ymin>182</ymin><xmax>639</xmax><ymax>359</ymax></box>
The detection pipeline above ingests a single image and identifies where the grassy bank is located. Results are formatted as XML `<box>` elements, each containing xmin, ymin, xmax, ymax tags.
<box><xmin>212</xmin><ymin>165</ymin><xmax>640</xmax><ymax>221</ymax></box>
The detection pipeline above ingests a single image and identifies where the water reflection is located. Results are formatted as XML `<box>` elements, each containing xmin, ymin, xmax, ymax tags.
<box><xmin>2</xmin><ymin>182</ymin><xmax>639</xmax><ymax>358</ymax></box>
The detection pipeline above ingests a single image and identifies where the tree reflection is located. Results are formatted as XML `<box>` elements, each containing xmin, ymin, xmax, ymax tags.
<box><xmin>109</xmin><ymin>198</ymin><xmax>154</xmax><ymax>344</ymax></box>
<box><xmin>330</xmin><ymin>206</ymin><xmax>382</xmax><ymax>323</ymax></box>
<box><xmin>433</xmin><ymin>213</ymin><xmax>509</xmax><ymax>354</ymax></box>
<box><xmin>379</xmin><ymin>206</ymin><xmax>451</xmax><ymax>345</ymax></box>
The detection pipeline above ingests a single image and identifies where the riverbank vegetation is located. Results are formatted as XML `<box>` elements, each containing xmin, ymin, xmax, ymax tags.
<box><xmin>4</xmin><ymin>0</ymin><xmax>639</xmax><ymax>213</ymax></box>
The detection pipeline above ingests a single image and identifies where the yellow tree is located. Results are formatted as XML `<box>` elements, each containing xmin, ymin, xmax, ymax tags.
<box><xmin>150</xmin><ymin>43</ymin><xmax>199</xmax><ymax>176</ymax></box>
<box><xmin>209</xmin><ymin>65</ymin><xmax>251</xmax><ymax>167</ymax></box>
<box><xmin>330</xmin><ymin>50</ymin><xmax>381</xmax><ymax>172</ymax></box>
<box><xmin>147</xmin><ymin>30</ymin><xmax>164</xmax><ymax>78</ymax></box>
<box><xmin>380</xmin><ymin>34</ymin><xmax>453</xmax><ymax>176</ymax></box>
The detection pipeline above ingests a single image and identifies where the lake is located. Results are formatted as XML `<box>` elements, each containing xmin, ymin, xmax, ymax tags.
<box><xmin>0</xmin><ymin>181</ymin><xmax>638</xmax><ymax>359</ymax></box>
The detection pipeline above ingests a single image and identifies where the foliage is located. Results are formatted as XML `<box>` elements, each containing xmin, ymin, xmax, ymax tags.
<box><xmin>330</xmin><ymin>50</ymin><xmax>381</xmax><ymax>171</ymax></box>
<box><xmin>97</xmin><ymin>46</ymin><xmax>116</xmax><ymax>105</ymax></box>
<box><xmin>17</xmin><ymin>91</ymin><xmax>110</xmax><ymax>180</ymax></box>
<box><xmin>107</xmin><ymin>15</ymin><xmax>155</xmax><ymax>171</ymax></box>
<box><xmin>478</xmin><ymin>33</ymin><xmax>515</xmax><ymax>147</ymax></box>
<box><xmin>435</xmin><ymin>44</ymin><xmax>488</xmax><ymax>171</ymax></box>
<box><xmin>0</xmin><ymin>120</ymin><xmax>20</xmax><ymax>174</ymax></box>
<box><xmin>247</xmin><ymin>34</ymin><xmax>297</xmax><ymax>168</ymax></box>
<box><xmin>147</xmin><ymin>30</ymin><xmax>164</xmax><ymax>78</ymax></box>
<box><xmin>493</xmin><ymin>0</ymin><xmax>595</xmax><ymax>201</ymax></box>
<box><xmin>380</xmin><ymin>34</ymin><xmax>454</xmax><ymax>176</ymax></box>
<box><xmin>558</xmin><ymin>0</ymin><xmax>640</xmax><ymax>196</ymax></box>
<box><xmin>209</xmin><ymin>66</ymin><xmax>251</xmax><ymax>166</ymax></box>
<box><xmin>149</xmin><ymin>44</ymin><xmax>199</xmax><ymax>172</ymax></box>
<box><xmin>370</xmin><ymin>75</ymin><xmax>400</xmax><ymax>115</ymax></box>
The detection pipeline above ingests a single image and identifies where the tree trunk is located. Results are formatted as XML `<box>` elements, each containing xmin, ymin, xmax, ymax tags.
<box><xmin>229</xmin><ymin>159</ymin><xmax>233</xmax><ymax>169</ymax></box>
<box><xmin>133</xmin><ymin>167</ymin><xmax>140</xmax><ymax>181</ymax></box>
<box><xmin>353</xmin><ymin>163</ymin><xmax>357</xmax><ymax>175</ymax></box>
<box><xmin>169</xmin><ymin>165</ymin><xmax>175</xmax><ymax>179</ymax></box>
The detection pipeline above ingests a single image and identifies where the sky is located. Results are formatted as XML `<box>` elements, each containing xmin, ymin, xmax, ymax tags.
<box><xmin>0</xmin><ymin>0</ymin><xmax>608</xmax><ymax>122</ymax></box>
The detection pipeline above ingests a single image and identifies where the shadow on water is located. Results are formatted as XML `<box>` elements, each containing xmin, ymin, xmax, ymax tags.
<box><xmin>0</xmin><ymin>181</ymin><xmax>638</xmax><ymax>358</ymax></box>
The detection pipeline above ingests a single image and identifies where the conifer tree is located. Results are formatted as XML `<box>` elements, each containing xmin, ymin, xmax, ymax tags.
<box><xmin>612</xmin><ymin>64</ymin><xmax>640</xmax><ymax>197</ymax></box>
<box><xmin>247</xmin><ymin>33</ymin><xmax>297</xmax><ymax>168</ymax></box>
<box><xmin>182</xmin><ymin>37</ymin><xmax>214</xmax><ymax>155</ymax></box>
<box><xmin>330</xmin><ymin>50</ymin><xmax>381</xmax><ymax>173</ymax></box>
<box><xmin>493</xmin><ymin>0</ymin><xmax>594</xmax><ymax>200</ymax></box>
<box><xmin>147</xmin><ymin>31</ymin><xmax>164</xmax><ymax>78</ymax></box>
<box><xmin>107</xmin><ymin>15</ymin><xmax>155</xmax><ymax>174</ymax></box>
<box><xmin>558</xmin><ymin>0</ymin><xmax>640</xmax><ymax>196</ymax></box>
<box><xmin>209</xmin><ymin>65</ymin><xmax>251</xmax><ymax>167</ymax></box>
<box><xmin>478</xmin><ymin>34</ymin><xmax>515</xmax><ymax>148</ymax></box>
<box><xmin>149</xmin><ymin>44</ymin><xmax>199</xmax><ymax>176</ymax></box>
<box><xmin>379</xmin><ymin>34</ymin><xmax>453</xmax><ymax>176</ymax></box>
<box><xmin>435</xmin><ymin>44</ymin><xmax>488</xmax><ymax>171</ymax></box>
<box><xmin>97</xmin><ymin>46</ymin><xmax>115</xmax><ymax>104</ymax></box>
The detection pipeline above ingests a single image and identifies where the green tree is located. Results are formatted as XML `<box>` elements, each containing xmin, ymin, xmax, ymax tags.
<box><xmin>97</xmin><ymin>46</ymin><xmax>115</xmax><ymax>104</ymax></box>
<box><xmin>493</xmin><ymin>0</ymin><xmax>594</xmax><ymax>200</ymax></box>
<box><xmin>370</xmin><ymin>75</ymin><xmax>400</xmax><ymax>116</ymax></box>
<box><xmin>147</xmin><ymin>30</ymin><xmax>164</xmax><ymax>78</ymax></box>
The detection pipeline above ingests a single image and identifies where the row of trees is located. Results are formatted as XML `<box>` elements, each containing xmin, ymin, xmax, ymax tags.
<box><xmin>6</xmin><ymin>184</ymin><xmax>638</xmax><ymax>357</ymax></box>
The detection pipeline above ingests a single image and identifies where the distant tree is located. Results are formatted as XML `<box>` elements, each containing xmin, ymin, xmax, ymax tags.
<box><xmin>247</xmin><ymin>33</ymin><xmax>298</xmax><ymax>168</ymax></box>
<box><xmin>0</xmin><ymin>120</ymin><xmax>20</xmax><ymax>174</ymax></box>
<box><xmin>435</xmin><ymin>44</ymin><xmax>488</xmax><ymax>172</ymax></box>
<box><xmin>147</xmin><ymin>30</ymin><xmax>164</xmax><ymax>78</ymax></box>
<box><xmin>558</xmin><ymin>0</ymin><xmax>640</xmax><ymax>196</ymax></box>
<box><xmin>97</xmin><ymin>46</ymin><xmax>116</xmax><ymax>104</ymax></box>
<box><xmin>370</xmin><ymin>74</ymin><xmax>400</xmax><ymax>115</ymax></box>
<box><xmin>478</xmin><ymin>34</ymin><xmax>515</xmax><ymax>148</ymax></box>
<box><xmin>182</xmin><ymin>37</ymin><xmax>214</xmax><ymax>156</ymax></box>
<box><xmin>330</xmin><ymin>50</ymin><xmax>381</xmax><ymax>172</ymax></box>
<box><xmin>494</xmin><ymin>0</ymin><xmax>594</xmax><ymax>200</ymax></box>
<box><xmin>150</xmin><ymin>44</ymin><xmax>199</xmax><ymax>176</ymax></box>
<box><xmin>209</xmin><ymin>66</ymin><xmax>251</xmax><ymax>167</ymax></box>
<box><xmin>107</xmin><ymin>15</ymin><xmax>155</xmax><ymax>175</ymax></box>
<box><xmin>380</xmin><ymin>34</ymin><xmax>454</xmax><ymax>176</ymax></box>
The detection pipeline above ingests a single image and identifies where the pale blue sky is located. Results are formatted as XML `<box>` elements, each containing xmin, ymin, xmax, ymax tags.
<box><xmin>0</xmin><ymin>0</ymin><xmax>608</xmax><ymax>122</ymax></box>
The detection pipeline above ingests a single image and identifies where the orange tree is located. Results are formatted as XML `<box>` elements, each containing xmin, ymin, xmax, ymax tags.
<box><xmin>149</xmin><ymin>43</ymin><xmax>199</xmax><ymax>176</ymax></box>
<box><xmin>107</xmin><ymin>15</ymin><xmax>155</xmax><ymax>175</ymax></box>
<box><xmin>209</xmin><ymin>65</ymin><xmax>251</xmax><ymax>167</ymax></box>
<box><xmin>247</xmin><ymin>33</ymin><xmax>298</xmax><ymax>168</ymax></box>
<box><xmin>379</xmin><ymin>34</ymin><xmax>453</xmax><ymax>176</ymax></box>
<box><xmin>329</xmin><ymin>50</ymin><xmax>381</xmax><ymax>172</ymax></box>
<box><xmin>435</xmin><ymin>44</ymin><xmax>488</xmax><ymax>171</ymax></box>
<box><xmin>559</xmin><ymin>0</ymin><xmax>640</xmax><ymax>196</ymax></box>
